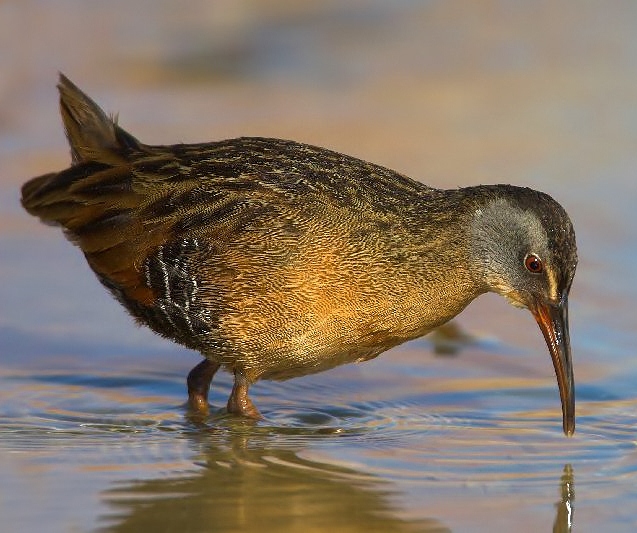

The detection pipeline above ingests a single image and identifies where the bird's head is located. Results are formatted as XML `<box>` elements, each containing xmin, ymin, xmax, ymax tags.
<box><xmin>468</xmin><ymin>186</ymin><xmax>577</xmax><ymax>436</ymax></box>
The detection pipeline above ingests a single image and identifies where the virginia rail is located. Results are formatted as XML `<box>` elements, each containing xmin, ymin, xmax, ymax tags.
<box><xmin>21</xmin><ymin>76</ymin><xmax>577</xmax><ymax>434</ymax></box>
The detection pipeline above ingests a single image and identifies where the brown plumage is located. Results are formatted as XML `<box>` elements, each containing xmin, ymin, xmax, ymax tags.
<box><xmin>22</xmin><ymin>75</ymin><xmax>578</xmax><ymax>432</ymax></box>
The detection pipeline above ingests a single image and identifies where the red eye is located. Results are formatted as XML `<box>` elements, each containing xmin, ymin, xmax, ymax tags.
<box><xmin>524</xmin><ymin>253</ymin><xmax>543</xmax><ymax>273</ymax></box>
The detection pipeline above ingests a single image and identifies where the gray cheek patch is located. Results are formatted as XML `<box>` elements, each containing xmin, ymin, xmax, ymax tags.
<box><xmin>470</xmin><ymin>198</ymin><xmax>550</xmax><ymax>299</ymax></box>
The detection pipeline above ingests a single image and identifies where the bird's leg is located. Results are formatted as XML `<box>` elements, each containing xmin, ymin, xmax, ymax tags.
<box><xmin>227</xmin><ymin>370</ymin><xmax>261</xmax><ymax>419</ymax></box>
<box><xmin>187</xmin><ymin>359</ymin><xmax>220</xmax><ymax>413</ymax></box>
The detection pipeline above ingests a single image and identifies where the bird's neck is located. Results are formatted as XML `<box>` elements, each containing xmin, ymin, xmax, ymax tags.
<box><xmin>385</xmin><ymin>192</ymin><xmax>487</xmax><ymax>336</ymax></box>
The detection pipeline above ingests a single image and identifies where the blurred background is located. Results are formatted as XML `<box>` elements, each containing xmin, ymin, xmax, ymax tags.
<box><xmin>1</xmin><ymin>1</ymin><xmax>637</xmax><ymax>532</ymax></box>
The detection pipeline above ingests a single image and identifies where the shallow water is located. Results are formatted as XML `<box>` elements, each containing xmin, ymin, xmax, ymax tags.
<box><xmin>2</xmin><ymin>2</ymin><xmax>637</xmax><ymax>531</ymax></box>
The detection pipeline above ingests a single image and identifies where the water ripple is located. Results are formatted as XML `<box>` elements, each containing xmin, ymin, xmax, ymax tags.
<box><xmin>1</xmin><ymin>365</ymin><xmax>636</xmax><ymax>493</ymax></box>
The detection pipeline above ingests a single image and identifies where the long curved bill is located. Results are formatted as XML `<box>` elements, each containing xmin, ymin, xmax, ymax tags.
<box><xmin>532</xmin><ymin>297</ymin><xmax>575</xmax><ymax>436</ymax></box>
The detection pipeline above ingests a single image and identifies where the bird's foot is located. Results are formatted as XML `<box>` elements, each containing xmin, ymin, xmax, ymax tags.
<box><xmin>227</xmin><ymin>371</ymin><xmax>262</xmax><ymax>419</ymax></box>
<box><xmin>186</xmin><ymin>359</ymin><xmax>220</xmax><ymax>414</ymax></box>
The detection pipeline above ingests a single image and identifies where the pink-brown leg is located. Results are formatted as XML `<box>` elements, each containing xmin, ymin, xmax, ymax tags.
<box><xmin>187</xmin><ymin>359</ymin><xmax>220</xmax><ymax>413</ymax></box>
<box><xmin>227</xmin><ymin>370</ymin><xmax>261</xmax><ymax>419</ymax></box>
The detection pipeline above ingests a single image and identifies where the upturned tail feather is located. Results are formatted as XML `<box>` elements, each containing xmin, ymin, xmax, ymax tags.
<box><xmin>20</xmin><ymin>73</ymin><xmax>141</xmax><ymax>227</ymax></box>
<box><xmin>58</xmin><ymin>73</ymin><xmax>140</xmax><ymax>164</ymax></box>
<box><xmin>20</xmin><ymin>75</ymin><xmax>160</xmax><ymax>308</ymax></box>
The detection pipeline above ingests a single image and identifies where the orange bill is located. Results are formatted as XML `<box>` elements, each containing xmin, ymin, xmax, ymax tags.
<box><xmin>532</xmin><ymin>297</ymin><xmax>575</xmax><ymax>436</ymax></box>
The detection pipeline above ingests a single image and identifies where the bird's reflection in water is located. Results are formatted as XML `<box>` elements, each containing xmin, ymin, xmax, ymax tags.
<box><xmin>553</xmin><ymin>464</ymin><xmax>575</xmax><ymax>533</ymax></box>
<box><xmin>98</xmin><ymin>417</ymin><xmax>577</xmax><ymax>532</ymax></box>
<box><xmin>427</xmin><ymin>321</ymin><xmax>475</xmax><ymax>356</ymax></box>
<box><xmin>99</xmin><ymin>422</ymin><xmax>450</xmax><ymax>533</ymax></box>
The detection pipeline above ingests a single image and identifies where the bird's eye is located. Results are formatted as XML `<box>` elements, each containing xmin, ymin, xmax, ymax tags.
<box><xmin>524</xmin><ymin>253</ymin><xmax>543</xmax><ymax>273</ymax></box>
